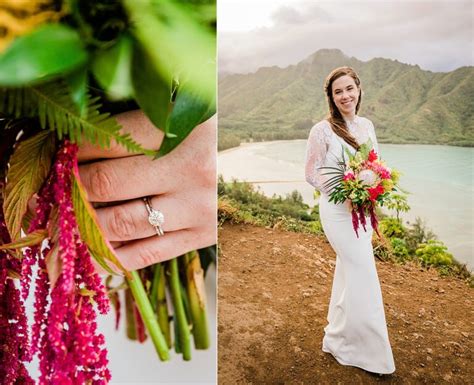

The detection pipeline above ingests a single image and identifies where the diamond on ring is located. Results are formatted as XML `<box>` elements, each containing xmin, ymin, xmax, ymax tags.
<box><xmin>143</xmin><ymin>197</ymin><xmax>165</xmax><ymax>236</ymax></box>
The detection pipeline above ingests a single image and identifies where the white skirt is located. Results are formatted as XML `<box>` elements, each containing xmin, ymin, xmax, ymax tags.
<box><xmin>319</xmin><ymin>194</ymin><xmax>395</xmax><ymax>374</ymax></box>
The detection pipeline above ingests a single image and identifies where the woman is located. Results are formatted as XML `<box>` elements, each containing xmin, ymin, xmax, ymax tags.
<box><xmin>304</xmin><ymin>66</ymin><xmax>395</xmax><ymax>374</ymax></box>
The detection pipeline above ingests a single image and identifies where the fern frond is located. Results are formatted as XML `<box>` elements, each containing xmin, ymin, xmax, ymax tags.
<box><xmin>0</xmin><ymin>83</ymin><xmax>154</xmax><ymax>156</ymax></box>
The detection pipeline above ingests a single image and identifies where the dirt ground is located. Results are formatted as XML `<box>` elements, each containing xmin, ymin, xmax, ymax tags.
<box><xmin>218</xmin><ymin>223</ymin><xmax>473</xmax><ymax>385</ymax></box>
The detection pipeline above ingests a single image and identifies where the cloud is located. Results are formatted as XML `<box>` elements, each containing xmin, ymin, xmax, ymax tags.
<box><xmin>270</xmin><ymin>4</ymin><xmax>333</xmax><ymax>25</ymax></box>
<box><xmin>218</xmin><ymin>1</ymin><xmax>473</xmax><ymax>74</ymax></box>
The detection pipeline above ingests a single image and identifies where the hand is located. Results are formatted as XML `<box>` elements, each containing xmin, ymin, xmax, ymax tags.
<box><xmin>77</xmin><ymin>110</ymin><xmax>216</xmax><ymax>271</ymax></box>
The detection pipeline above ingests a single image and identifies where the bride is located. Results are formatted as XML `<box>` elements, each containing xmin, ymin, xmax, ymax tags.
<box><xmin>304</xmin><ymin>66</ymin><xmax>395</xmax><ymax>374</ymax></box>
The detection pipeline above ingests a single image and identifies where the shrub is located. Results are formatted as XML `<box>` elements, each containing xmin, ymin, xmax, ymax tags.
<box><xmin>380</xmin><ymin>217</ymin><xmax>406</xmax><ymax>238</ymax></box>
<box><xmin>415</xmin><ymin>240</ymin><xmax>453</xmax><ymax>267</ymax></box>
<box><xmin>390</xmin><ymin>237</ymin><xmax>410</xmax><ymax>261</ymax></box>
<box><xmin>218</xmin><ymin>176</ymin><xmax>322</xmax><ymax>234</ymax></box>
<box><xmin>405</xmin><ymin>217</ymin><xmax>436</xmax><ymax>253</ymax></box>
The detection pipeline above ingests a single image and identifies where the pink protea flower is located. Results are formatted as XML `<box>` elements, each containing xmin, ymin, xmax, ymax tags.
<box><xmin>357</xmin><ymin>169</ymin><xmax>378</xmax><ymax>186</ymax></box>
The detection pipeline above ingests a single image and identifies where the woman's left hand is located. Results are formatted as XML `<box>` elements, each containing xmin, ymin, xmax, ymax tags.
<box><xmin>77</xmin><ymin>110</ymin><xmax>216</xmax><ymax>271</ymax></box>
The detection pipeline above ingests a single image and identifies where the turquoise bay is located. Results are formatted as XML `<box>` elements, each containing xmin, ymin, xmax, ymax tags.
<box><xmin>219</xmin><ymin>141</ymin><xmax>473</xmax><ymax>270</ymax></box>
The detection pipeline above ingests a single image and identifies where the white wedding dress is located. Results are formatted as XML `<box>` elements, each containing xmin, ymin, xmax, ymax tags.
<box><xmin>305</xmin><ymin>116</ymin><xmax>395</xmax><ymax>374</ymax></box>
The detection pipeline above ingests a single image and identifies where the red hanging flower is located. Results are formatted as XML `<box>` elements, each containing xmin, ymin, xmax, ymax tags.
<box><xmin>367</xmin><ymin>184</ymin><xmax>385</xmax><ymax>202</ymax></box>
<box><xmin>368</xmin><ymin>149</ymin><xmax>378</xmax><ymax>162</ymax></box>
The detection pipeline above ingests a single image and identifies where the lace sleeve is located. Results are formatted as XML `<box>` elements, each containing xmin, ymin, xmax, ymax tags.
<box><xmin>304</xmin><ymin>121</ymin><xmax>332</xmax><ymax>193</ymax></box>
<box><xmin>367</xmin><ymin>119</ymin><xmax>379</xmax><ymax>155</ymax></box>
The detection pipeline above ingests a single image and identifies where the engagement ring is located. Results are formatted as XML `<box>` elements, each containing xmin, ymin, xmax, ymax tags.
<box><xmin>143</xmin><ymin>197</ymin><xmax>165</xmax><ymax>236</ymax></box>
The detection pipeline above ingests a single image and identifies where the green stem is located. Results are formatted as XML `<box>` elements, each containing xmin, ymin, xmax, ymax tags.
<box><xmin>168</xmin><ymin>258</ymin><xmax>192</xmax><ymax>360</ymax></box>
<box><xmin>180</xmin><ymin>279</ymin><xmax>192</xmax><ymax>323</ymax></box>
<box><xmin>156</xmin><ymin>264</ymin><xmax>172</xmax><ymax>348</ymax></box>
<box><xmin>124</xmin><ymin>287</ymin><xmax>136</xmax><ymax>340</ymax></box>
<box><xmin>150</xmin><ymin>264</ymin><xmax>161</xmax><ymax>311</ymax></box>
<box><xmin>186</xmin><ymin>251</ymin><xmax>210</xmax><ymax>349</ymax></box>
<box><xmin>127</xmin><ymin>270</ymin><xmax>169</xmax><ymax>361</ymax></box>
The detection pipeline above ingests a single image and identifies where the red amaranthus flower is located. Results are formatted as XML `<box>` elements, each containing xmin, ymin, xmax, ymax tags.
<box><xmin>14</xmin><ymin>141</ymin><xmax>112</xmax><ymax>384</ymax></box>
<box><xmin>0</xmin><ymin>209</ymin><xmax>34</xmax><ymax>384</ymax></box>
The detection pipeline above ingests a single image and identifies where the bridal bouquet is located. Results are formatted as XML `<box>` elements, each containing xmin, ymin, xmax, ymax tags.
<box><xmin>321</xmin><ymin>140</ymin><xmax>401</xmax><ymax>238</ymax></box>
<box><xmin>0</xmin><ymin>0</ymin><xmax>215</xmax><ymax>383</ymax></box>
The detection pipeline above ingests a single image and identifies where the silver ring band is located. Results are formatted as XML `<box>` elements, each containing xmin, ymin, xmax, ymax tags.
<box><xmin>143</xmin><ymin>197</ymin><xmax>165</xmax><ymax>237</ymax></box>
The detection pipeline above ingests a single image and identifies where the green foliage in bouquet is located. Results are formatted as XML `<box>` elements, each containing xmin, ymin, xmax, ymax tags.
<box><xmin>0</xmin><ymin>0</ymin><xmax>216</xmax><ymax>157</ymax></box>
<box><xmin>322</xmin><ymin>139</ymin><xmax>403</xmax><ymax>207</ymax></box>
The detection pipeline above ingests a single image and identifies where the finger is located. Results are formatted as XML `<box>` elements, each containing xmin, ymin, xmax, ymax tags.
<box><xmin>114</xmin><ymin>228</ymin><xmax>216</xmax><ymax>271</ymax></box>
<box><xmin>95</xmin><ymin>193</ymin><xmax>212</xmax><ymax>241</ymax></box>
<box><xmin>78</xmin><ymin>154</ymin><xmax>178</xmax><ymax>202</ymax></box>
<box><xmin>77</xmin><ymin>110</ymin><xmax>164</xmax><ymax>162</ymax></box>
<box><xmin>78</xmin><ymin>116</ymin><xmax>215</xmax><ymax>203</ymax></box>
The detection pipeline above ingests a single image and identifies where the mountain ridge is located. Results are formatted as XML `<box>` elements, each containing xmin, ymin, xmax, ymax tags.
<box><xmin>218</xmin><ymin>49</ymin><xmax>474</xmax><ymax>150</ymax></box>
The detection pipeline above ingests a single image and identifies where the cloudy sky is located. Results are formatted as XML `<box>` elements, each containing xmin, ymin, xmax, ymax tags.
<box><xmin>218</xmin><ymin>0</ymin><xmax>473</xmax><ymax>74</ymax></box>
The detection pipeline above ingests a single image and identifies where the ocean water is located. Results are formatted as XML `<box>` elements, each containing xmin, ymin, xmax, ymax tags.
<box><xmin>219</xmin><ymin>141</ymin><xmax>474</xmax><ymax>269</ymax></box>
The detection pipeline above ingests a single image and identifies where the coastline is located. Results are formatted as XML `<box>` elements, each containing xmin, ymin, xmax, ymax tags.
<box><xmin>218</xmin><ymin>139</ymin><xmax>474</xmax><ymax>154</ymax></box>
<box><xmin>218</xmin><ymin>140</ymin><xmax>474</xmax><ymax>270</ymax></box>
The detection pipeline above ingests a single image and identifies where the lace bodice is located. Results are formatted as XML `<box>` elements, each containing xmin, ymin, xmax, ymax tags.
<box><xmin>304</xmin><ymin>116</ymin><xmax>379</xmax><ymax>195</ymax></box>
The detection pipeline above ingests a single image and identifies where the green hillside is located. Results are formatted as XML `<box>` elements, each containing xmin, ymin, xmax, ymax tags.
<box><xmin>218</xmin><ymin>49</ymin><xmax>474</xmax><ymax>150</ymax></box>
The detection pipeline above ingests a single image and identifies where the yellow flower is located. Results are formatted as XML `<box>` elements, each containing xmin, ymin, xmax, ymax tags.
<box><xmin>0</xmin><ymin>0</ymin><xmax>66</xmax><ymax>53</ymax></box>
<box><xmin>391</xmin><ymin>169</ymin><xmax>401</xmax><ymax>184</ymax></box>
<box><xmin>381</xmin><ymin>179</ymin><xmax>394</xmax><ymax>192</ymax></box>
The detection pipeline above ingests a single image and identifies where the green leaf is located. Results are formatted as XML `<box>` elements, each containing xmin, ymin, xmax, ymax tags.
<box><xmin>0</xmin><ymin>82</ymin><xmax>155</xmax><ymax>156</ymax></box>
<box><xmin>3</xmin><ymin>131</ymin><xmax>55</xmax><ymax>241</ymax></box>
<box><xmin>65</xmin><ymin>67</ymin><xmax>88</xmax><ymax>117</ymax></box>
<box><xmin>7</xmin><ymin>269</ymin><xmax>22</xmax><ymax>279</ymax></box>
<box><xmin>123</xmin><ymin>0</ymin><xmax>216</xmax><ymax>101</ymax></box>
<box><xmin>156</xmin><ymin>85</ymin><xmax>215</xmax><ymax>158</ymax></box>
<box><xmin>0</xmin><ymin>229</ymin><xmax>48</xmax><ymax>251</ymax></box>
<box><xmin>131</xmin><ymin>42</ymin><xmax>171</xmax><ymax>131</ymax></box>
<box><xmin>45</xmin><ymin>243</ymin><xmax>62</xmax><ymax>288</ymax></box>
<box><xmin>0</xmin><ymin>24</ymin><xmax>88</xmax><ymax>86</ymax></box>
<box><xmin>343</xmin><ymin>146</ymin><xmax>353</xmax><ymax>161</ymax></box>
<box><xmin>45</xmin><ymin>205</ymin><xmax>61</xmax><ymax>288</ymax></box>
<box><xmin>92</xmin><ymin>33</ymin><xmax>134</xmax><ymax>100</ymax></box>
<box><xmin>71</xmin><ymin>170</ymin><xmax>128</xmax><ymax>276</ymax></box>
<box><xmin>358</xmin><ymin>138</ymin><xmax>373</xmax><ymax>159</ymax></box>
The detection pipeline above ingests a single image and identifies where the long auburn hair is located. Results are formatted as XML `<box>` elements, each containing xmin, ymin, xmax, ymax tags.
<box><xmin>323</xmin><ymin>66</ymin><xmax>362</xmax><ymax>151</ymax></box>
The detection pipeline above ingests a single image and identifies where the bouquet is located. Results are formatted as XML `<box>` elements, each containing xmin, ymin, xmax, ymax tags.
<box><xmin>321</xmin><ymin>139</ymin><xmax>402</xmax><ymax>238</ymax></box>
<box><xmin>0</xmin><ymin>0</ymin><xmax>215</xmax><ymax>383</ymax></box>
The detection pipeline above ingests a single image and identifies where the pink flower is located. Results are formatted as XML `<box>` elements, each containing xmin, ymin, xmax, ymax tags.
<box><xmin>343</xmin><ymin>171</ymin><xmax>355</xmax><ymax>181</ymax></box>
<box><xmin>379</xmin><ymin>168</ymin><xmax>391</xmax><ymax>180</ymax></box>
<box><xmin>367</xmin><ymin>161</ymin><xmax>391</xmax><ymax>180</ymax></box>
